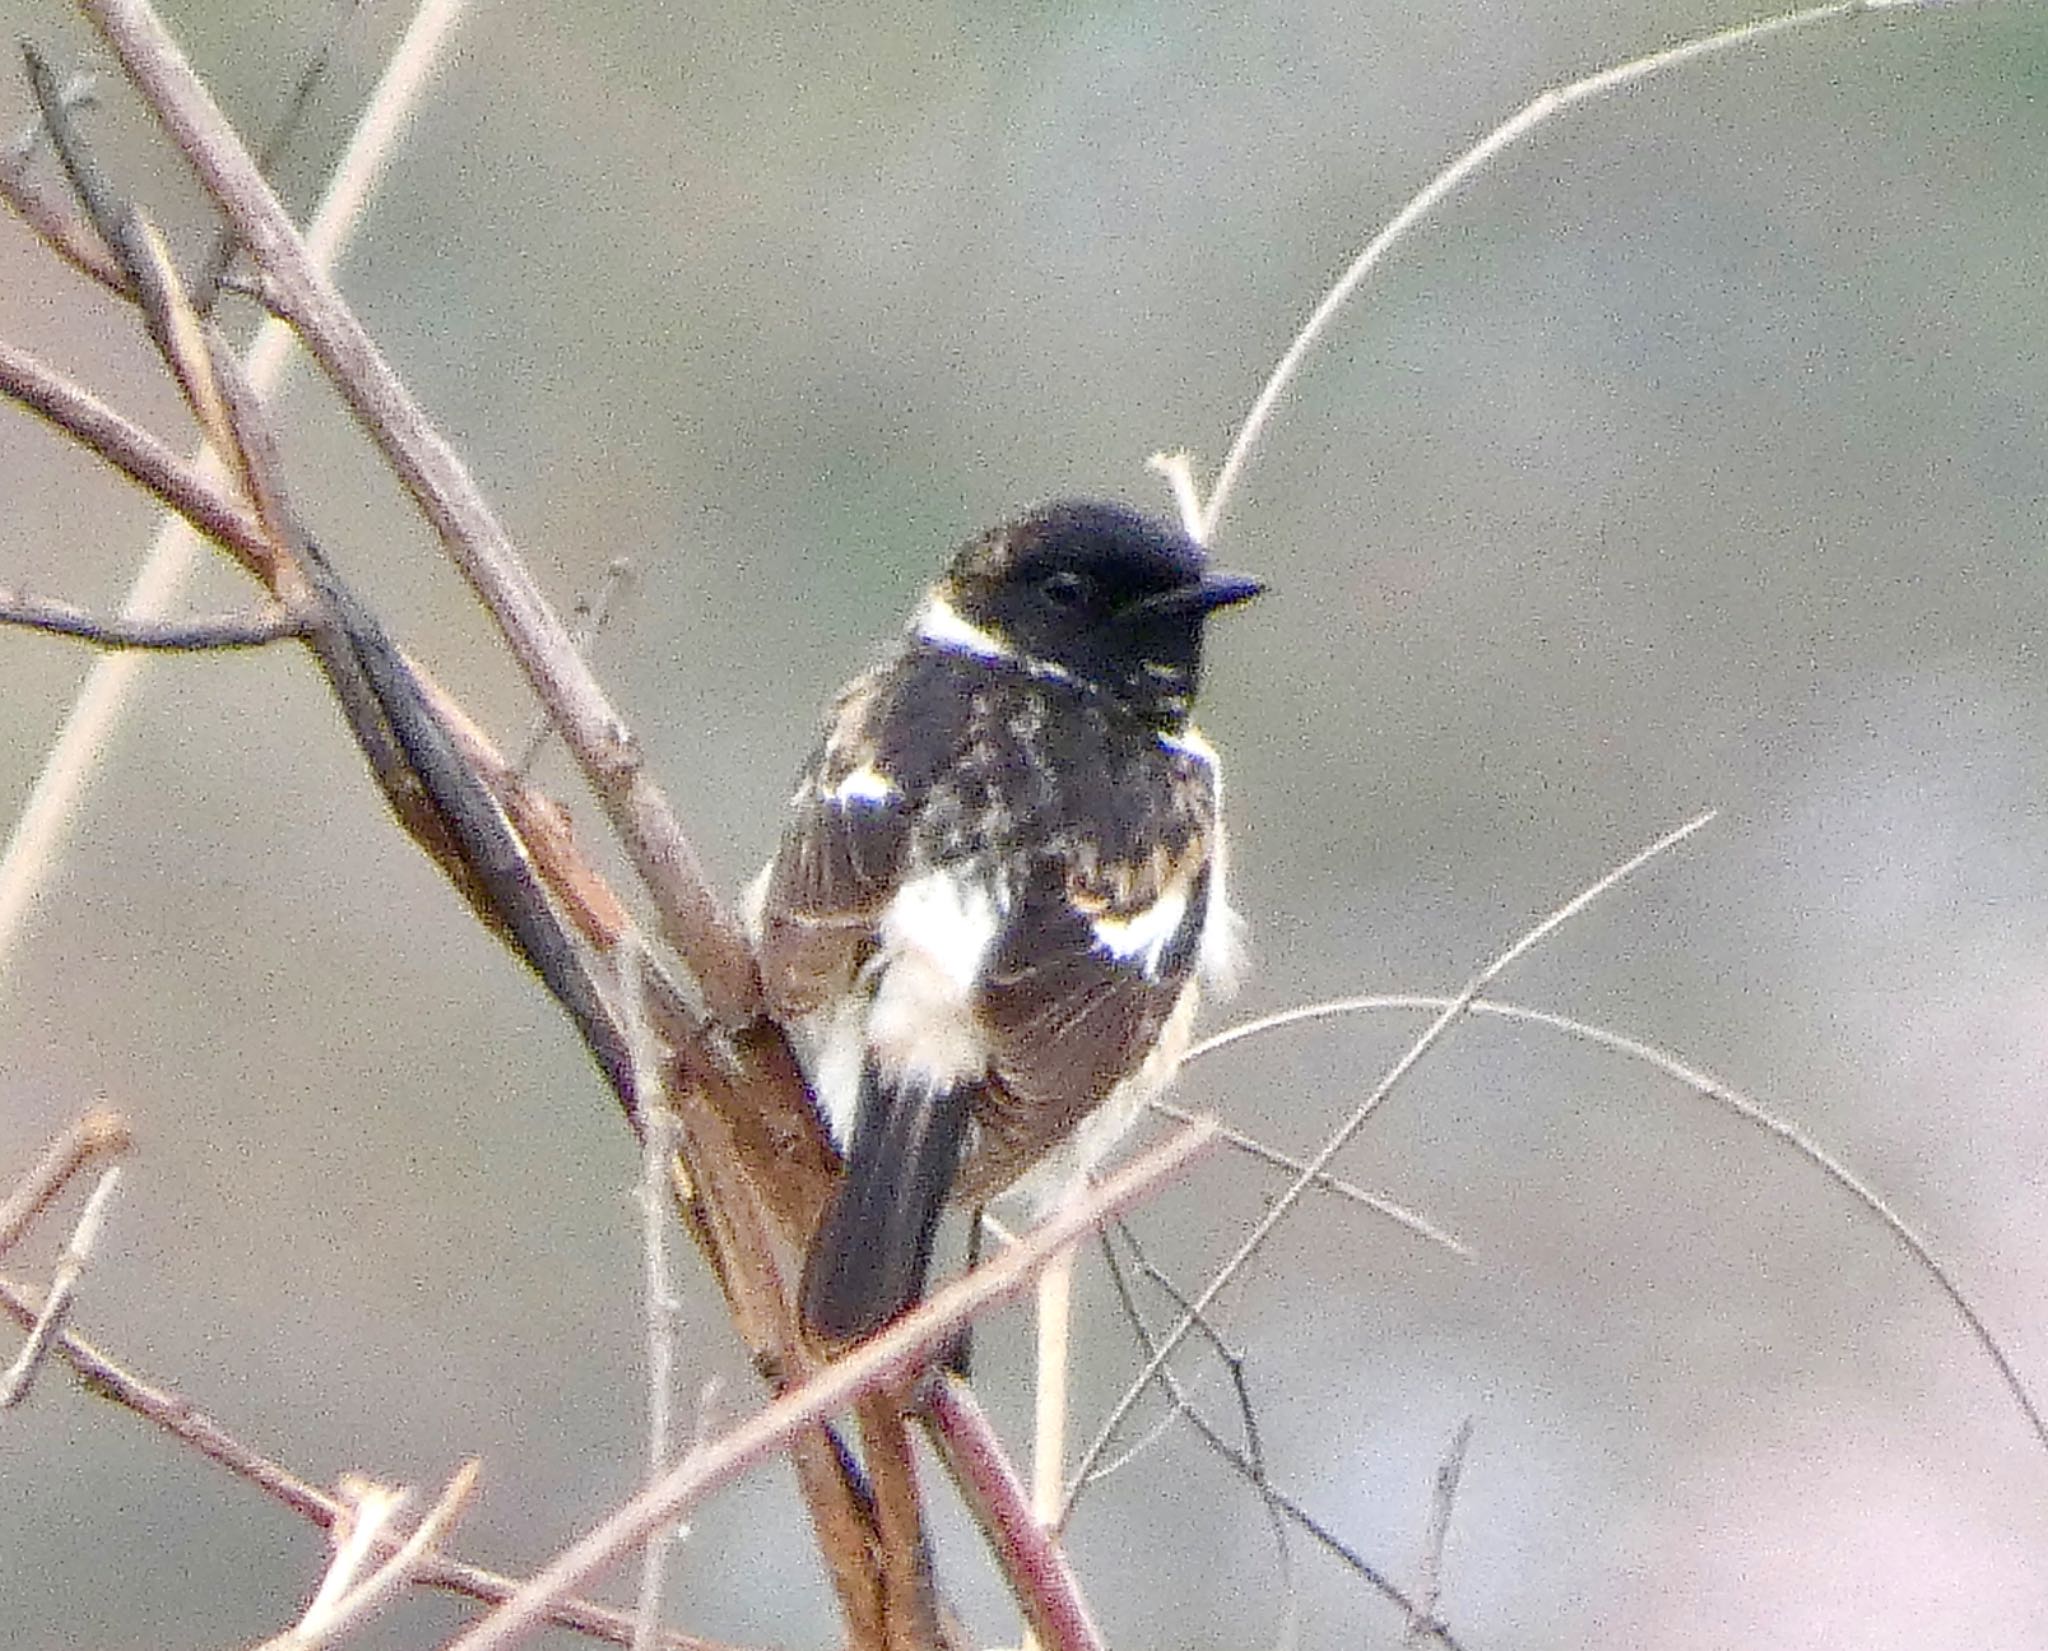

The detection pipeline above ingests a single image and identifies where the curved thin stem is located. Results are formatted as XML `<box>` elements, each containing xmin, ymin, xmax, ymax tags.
<box><xmin>1062</xmin><ymin>811</ymin><xmax>1715</xmax><ymax>1522</ymax></box>
<box><xmin>1190</xmin><ymin>991</ymin><xmax>2048</xmax><ymax>1461</ymax></box>
<box><xmin>1194</xmin><ymin>0</ymin><xmax>1979</xmax><ymax>542</ymax></box>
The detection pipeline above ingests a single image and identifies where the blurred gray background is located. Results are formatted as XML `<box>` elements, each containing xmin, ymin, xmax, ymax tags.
<box><xmin>3</xmin><ymin>1</ymin><xmax>2045</xmax><ymax>1646</ymax></box>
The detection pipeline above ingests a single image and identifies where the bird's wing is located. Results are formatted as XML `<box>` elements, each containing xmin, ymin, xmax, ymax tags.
<box><xmin>751</xmin><ymin>669</ymin><xmax>918</xmax><ymax>1019</ymax></box>
<box><xmin>970</xmin><ymin>770</ymin><xmax>1217</xmax><ymax>1188</ymax></box>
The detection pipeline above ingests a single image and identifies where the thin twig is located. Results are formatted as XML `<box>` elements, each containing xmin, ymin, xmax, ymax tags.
<box><xmin>21</xmin><ymin>47</ymin><xmax>274</xmax><ymax>566</ymax></box>
<box><xmin>0</xmin><ymin>65</ymin><xmax>126</xmax><ymax>293</ymax></box>
<box><xmin>21</xmin><ymin>44</ymin><xmax>138</xmax><ymax>283</ymax></box>
<box><xmin>624</xmin><ymin>942</ymin><xmax>683</xmax><ymax>1651</ymax></box>
<box><xmin>1077</xmin><ymin>1265</ymin><xmax>1194</xmax><ymax>1487</ymax></box>
<box><xmin>259</xmin><ymin>1462</ymin><xmax>482</xmax><ymax>1651</ymax></box>
<box><xmin>1406</xmin><ymin>1420</ymin><xmax>1473</xmax><ymax>1650</ymax></box>
<box><xmin>0</xmin><ymin>1274</ymin><xmax>733</xmax><ymax>1649</ymax></box>
<box><xmin>1086</xmin><ymin>1222</ymin><xmax>1309</xmax><ymax>1651</ymax></box>
<box><xmin>1119</xmin><ymin>1225</ymin><xmax>1303</xmax><ymax>1651</ymax></box>
<box><xmin>440</xmin><ymin>1120</ymin><xmax>1215</xmax><ymax>1651</ymax></box>
<box><xmin>0</xmin><ymin>1108</ymin><xmax>130</xmax><ymax>1257</ymax></box>
<box><xmin>1032</xmin><ymin>1247</ymin><xmax>1077</xmax><ymax>1530</ymax></box>
<box><xmin>0</xmin><ymin>337</ymin><xmax>269</xmax><ymax>558</ymax></box>
<box><xmin>0</xmin><ymin>588</ymin><xmax>302</xmax><ymax>649</ymax></box>
<box><xmin>0</xmin><ymin>1166</ymin><xmax>122</xmax><ymax>1406</ymax></box>
<box><xmin>1147</xmin><ymin>1096</ymin><xmax>1470</xmax><ymax>1258</ymax></box>
<box><xmin>1086</xmin><ymin>1221</ymin><xmax>1261</xmax><ymax>1493</ymax></box>
<box><xmin>1064</xmin><ymin>812</ymin><xmax>1716</xmax><ymax>1522</ymax></box>
<box><xmin>2</xmin><ymin>65</ymin><xmax>95</xmax><ymax>171</ymax></box>
<box><xmin>1095</xmin><ymin>1224</ymin><xmax>1462</xmax><ymax>1646</ymax></box>
<box><xmin>22</xmin><ymin>48</ymin><xmax>239</xmax><ymax>485</ymax></box>
<box><xmin>1198</xmin><ymin>989</ymin><xmax>2048</xmax><ymax>1460</ymax></box>
<box><xmin>514</xmin><ymin>557</ymin><xmax>635</xmax><ymax>778</ymax></box>
<box><xmin>296</xmin><ymin>1478</ymin><xmax>409</xmax><ymax>1641</ymax></box>
<box><xmin>1147</xmin><ymin>450</ymin><xmax>1206</xmax><ymax>543</ymax></box>
<box><xmin>1016</xmin><ymin>1242</ymin><xmax>1080</xmax><ymax>1651</ymax></box>
<box><xmin>69</xmin><ymin>108</ymin><xmax>654</xmax><ymax>1135</ymax></box>
<box><xmin>193</xmin><ymin>0</ymin><xmax>372</xmax><ymax>307</ymax></box>
<box><xmin>1187</xmin><ymin>0</ymin><xmax>1988</xmax><ymax>542</ymax></box>
<box><xmin>192</xmin><ymin>291</ymin><xmax>648</xmax><ymax>1122</ymax></box>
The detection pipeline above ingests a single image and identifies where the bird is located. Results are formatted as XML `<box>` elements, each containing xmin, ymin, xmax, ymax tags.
<box><xmin>746</xmin><ymin>499</ymin><xmax>1261</xmax><ymax>1343</ymax></box>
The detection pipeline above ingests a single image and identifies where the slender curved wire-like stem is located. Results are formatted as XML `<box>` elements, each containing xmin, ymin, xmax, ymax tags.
<box><xmin>1187</xmin><ymin>990</ymin><xmax>2048</xmax><ymax>1460</ymax></box>
<box><xmin>1187</xmin><ymin>0</ymin><xmax>1985</xmax><ymax>543</ymax></box>
<box><xmin>1062</xmin><ymin>812</ymin><xmax>1715</xmax><ymax>1521</ymax></box>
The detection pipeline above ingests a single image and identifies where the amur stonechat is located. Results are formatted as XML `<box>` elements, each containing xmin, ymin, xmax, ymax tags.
<box><xmin>747</xmin><ymin>499</ymin><xmax>1260</xmax><ymax>1341</ymax></box>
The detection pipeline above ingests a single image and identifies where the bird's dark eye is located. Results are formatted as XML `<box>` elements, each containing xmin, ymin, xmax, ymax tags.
<box><xmin>1039</xmin><ymin>570</ymin><xmax>1092</xmax><ymax>609</ymax></box>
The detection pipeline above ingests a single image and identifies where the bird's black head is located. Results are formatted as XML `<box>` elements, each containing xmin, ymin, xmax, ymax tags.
<box><xmin>919</xmin><ymin>500</ymin><xmax>1261</xmax><ymax>729</ymax></box>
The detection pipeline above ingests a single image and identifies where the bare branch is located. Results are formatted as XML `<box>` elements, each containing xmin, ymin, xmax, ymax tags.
<box><xmin>3</xmin><ymin>9</ymin><xmax>877</xmax><ymax>1642</ymax></box>
<box><xmin>0</xmin><ymin>338</ymin><xmax>268</xmax><ymax>558</ymax></box>
<box><xmin>0</xmin><ymin>1108</ymin><xmax>130</xmax><ymax>1256</ymax></box>
<box><xmin>855</xmin><ymin>1390</ymin><xmax>950</xmax><ymax>1651</ymax></box>
<box><xmin>440</xmin><ymin>1119</ymin><xmax>1215</xmax><ymax>1651</ymax></box>
<box><xmin>920</xmin><ymin>1375</ymin><xmax>1106</xmax><ymax>1651</ymax></box>
<box><xmin>22</xmin><ymin>47</ymin><xmax>242</xmax><ymax>480</ymax></box>
<box><xmin>1186</xmin><ymin>0</ymin><xmax>1998</xmax><ymax>542</ymax></box>
<box><xmin>654</xmin><ymin>1021</ymin><xmax>894</xmax><ymax>1644</ymax></box>
<box><xmin>79</xmin><ymin>0</ymin><xmax>760</xmax><ymax>1023</ymax></box>
<box><xmin>0</xmin><ymin>1166</ymin><xmax>122</xmax><ymax>1406</ymax></box>
<box><xmin>1065</xmin><ymin>812</ymin><xmax>1716</xmax><ymax>1520</ymax></box>
<box><xmin>0</xmin><ymin>1274</ymin><xmax>738</xmax><ymax>1650</ymax></box>
<box><xmin>0</xmin><ymin>0</ymin><xmax>467</xmax><ymax>989</ymax></box>
<box><xmin>0</xmin><ymin>587</ymin><xmax>301</xmax><ymax>649</ymax></box>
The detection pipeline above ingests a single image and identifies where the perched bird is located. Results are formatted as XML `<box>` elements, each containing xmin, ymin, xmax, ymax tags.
<box><xmin>747</xmin><ymin>499</ymin><xmax>1260</xmax><ymax>1342</ymax></box>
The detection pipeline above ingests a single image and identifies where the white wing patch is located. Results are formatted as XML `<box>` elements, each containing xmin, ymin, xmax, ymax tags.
<box><xmin>776</xmin><ymin>864</ymin><xmax>1005</xmax><ymax>1148</ymax></box>
<box><xmin>788</xmin><ymin>990</ymin><xmax>870</xmax><ymax>1147</ymax></box>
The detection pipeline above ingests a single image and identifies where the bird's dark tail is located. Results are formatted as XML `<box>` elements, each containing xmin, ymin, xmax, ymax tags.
<box><xmin>800</xmin><ymin>1064</ymin><xmax>973</xmax><ymax>1344</ymax></box>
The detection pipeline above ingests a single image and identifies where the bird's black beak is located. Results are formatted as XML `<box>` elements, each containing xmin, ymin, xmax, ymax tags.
<box><xmin>1128</xmin><ymin>568</ymin><xmax>1265</xmax><ymax>620</ymax></box>
<box><xmin>1193</xmin><ymin>569</ymin><xmax>1264</xmax><ymax>612</ymax></box>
